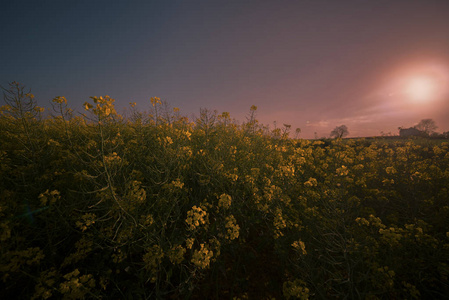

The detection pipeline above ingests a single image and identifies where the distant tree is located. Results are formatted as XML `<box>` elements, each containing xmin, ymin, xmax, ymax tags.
<box><xmin>330</xmin><ymin>125</ymin><xmax>349</xmax><ymax>138</ymax></box>
<box><xmin>415</xmin><ymin>119</ymin><xmax>437</xmax><ymax>135</ymax></box>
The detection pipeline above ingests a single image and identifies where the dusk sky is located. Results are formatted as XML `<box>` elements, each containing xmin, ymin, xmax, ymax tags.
<box><xmin>2</xmin><ymin>0</ymin><xmax>449</xmax><ymax>138</ymax></box>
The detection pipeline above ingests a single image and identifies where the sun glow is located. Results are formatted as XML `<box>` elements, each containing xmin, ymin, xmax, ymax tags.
<box><xmin>405</xmin><ymin>77</ymin><xmax>436</xmax><ymax>102</ymax></box>
<box><xmin>383</xmin><ymin>62</ymin><xmax>449</xmax><ymax>108</ymax></box>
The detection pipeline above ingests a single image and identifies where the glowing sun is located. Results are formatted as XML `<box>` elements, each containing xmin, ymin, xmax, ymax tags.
<box><xmin>405</xmin><ymin>77</ymin><xmax>436</xmax><ymax>102</ymax></box>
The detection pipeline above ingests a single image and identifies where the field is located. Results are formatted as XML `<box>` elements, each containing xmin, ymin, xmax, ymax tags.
<box><xmin>1</xmin><ymin>91</ymin><xmax>449</xmax><ymax>299</ymax></box>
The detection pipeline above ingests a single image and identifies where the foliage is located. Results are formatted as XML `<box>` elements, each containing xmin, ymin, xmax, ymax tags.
<box><xmin>1</xmin><ymin>84</ymin><xmax>449</xmax><ymax>299</ymax></box>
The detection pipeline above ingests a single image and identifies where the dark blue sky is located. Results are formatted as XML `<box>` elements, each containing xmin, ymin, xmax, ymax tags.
<box><xmin>2</xmin><ymin>0</ymin><xmax>449</xmax><ymax>138</ymax></box>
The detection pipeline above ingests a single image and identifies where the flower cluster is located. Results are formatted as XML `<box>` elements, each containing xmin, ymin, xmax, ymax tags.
<box><xmin>168</xmin><ymin>244</ymin><xmax>186</xmax><ymax>265</ymax></box>
<box><xmin>185</xmin><ymin>206</ymin><xmax>207</xmax><ymax>230</ymax></box>
<box><xmin>273</xmin><ymin>208</ymin><xmax>287</xmax><ymax>238</ymax></box>
<box><xmin>59</xmin><ymin>269</ymin><xmax>95</xmax><ymax>299</ymax></box>
<box><xmin>304</xmin><ymin>177</ymin><xmax>317</xmax><ymax>187</ymax></box>
<box><xmin>218</xmin><ymin>193</ymin><xmax>232</xmax><ymax>209</ymax></box>
<box><xmin>84</xmin><ymin>95</ymin><xmax>117</xmax><ymax>118</ymax></box>
<box><xmin>225</xmin><ymin>215</ymin><xmax>240</xmax><ymax>240</ymax></box>
<box><xmin>38</xmin><ymin>189</ymin><xmax>60</xmax><ymax>206</ymax></box>
<box><xmin>52</xmin><ymin>96</ymin><xmax>67</xmax><ymax>104</ymax></box>
<box><xmin>191</xmin><ymin>243</ymin><xmax>213</xmax><ymax>269</ymax></box>
<box><xmin>283</xmin><ymin>279</ymin><xmax>310</xmax><ymax>300</ymax></box>
<box><xmin>292</xmin><ymin>240</ymin><xmax>307</xmax><ymax>255</ymax></box>
<box><xmin>143</xmin><ymin>245</ymin><xmax>164</xmax><ymax>283</ymax></box>
<box><xmin>127</xmin><ymin>180</ymin><xmax>146</xmax><ymax>203</ymax></box>
<box><xmin>75</xmin><ymin>213</ymin><xmax>96</xmax><ymax>232</ymax></box>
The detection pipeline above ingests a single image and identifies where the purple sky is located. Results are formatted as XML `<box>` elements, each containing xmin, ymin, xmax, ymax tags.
<box><xmin>2</xmin><ymin>0</ymin><xmax>449</xmax><ymax>138</ymax></box>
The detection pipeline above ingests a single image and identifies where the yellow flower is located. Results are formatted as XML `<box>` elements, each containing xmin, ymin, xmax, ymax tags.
<box><xmin>273</xmin><ymin>208</ymin><xmax>287</xmax><ymax>238</ymax></box>
<box><xmin>75</xmin><ymin>213</ymin><xmax>96</xmax><ymax>232</ymax></box>
<box><xmin>170</xmin><ymin>179</ymin><xmax>184</xmax><ymax>189</ymax></box>
<box><xmin>385</xmin><ymin>166</ymin><xmax>397</xmax><ymax>174</ymax></box>
<box><xmin>38</xmin><ymin>189</ymin><xmax>60</xmax><ymax>206</ymax></box>
<box><xmin>143</xmin><ymin>245</ymin><xmax>164</xmax><ymax>282</ymax></box>
<box><xmin>355</xmin><ymin>217</ymin><xmax>370</xmax><ymax>226</ymax></box>
<box><xmin>283</xmin><ymin>279</ymin><xmax>310</xmax><ymax>300</ymax></box>
<box><xmin>336</xmin><ymin>165</ymin><xmax>349</xmax><ymax>176</ymax></box>
<box><xmin>225</xmin><ymin>215</ymin><xmax>240</xmax><ymax>240</ymax></box>
<box><xmin>150</xmin><ymin>96</ymin><xmax>161</xmax><ymax>107</ymax></box>
<box><xmin>83</xmin><ymin>102</ymin><xmax>93</xmax><ymax>110</ymax></box>
<box><xmin>168</xmin><ymin>245</ymin><xmax>186</xmax><ymax>265</ymax></box>
<box><xmin>191</xmin><ymin>243</ymin><xmax>213</xmax><ymax>269</ymax></box>
<box><xmin>304</xmin><ymin>177</ymin><xmax>317</xmax><ymax>187</ymax></box>
<box><xmin>53</xmin><ymin>96</ymin><xmax>67</xmax><ymax>104</ymax></box>
<box><xmin>186</xmin><ymin>238</ymin><xmax>194</xmax><ymax>249</ymax></box>
<box><xmin>59</xmin><ymin>269</ymin><xmax>95</xmax><ymax>298</ymax></box>
<box><xmin>218</xmin><ymin>193</ymin><xmax>232</xmax><ymax>209</ymax></box>
<box><xmin>185</xmin><ymin>206</ymin><xmax>207</xmax><ymax>230</ymax></box>
<box><xmin>292</xmin><ymin>240</ymin><xmax>307</xmax><ymax>255</ymax></box>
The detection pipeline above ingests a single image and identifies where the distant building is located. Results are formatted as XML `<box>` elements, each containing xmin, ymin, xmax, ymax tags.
<box><xmin>399</xmin><ymin>127</ymin><xmax>427</xmax><ymax>138</ymax></box>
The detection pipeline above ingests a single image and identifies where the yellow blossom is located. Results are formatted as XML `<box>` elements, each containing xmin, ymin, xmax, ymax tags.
<box><xmin>150</xmin><ymin>96</ymin><xmax>161</xmax><ymax>107</ymax></box>
<box><xmin>336</xmin><ymin>165</ymin><xmax>349</xmax><ymax>176</ymax></box>
<box><xmin>75</xmin><ymin>213</ymin><xmax>96</xmax><ymax>232</ymax></box>
<box><xmin>292</xmin><ymin>240</ymin><xmax>307</xmax><ymax>255</ymax></box>
<box><xmin>385</xmin><ymin>166</ymin><xmax>397</xmax><ymax>174</ymax></box>
<box><xmin>83</xmin><ymin>102</ymin><xmax>93</xmax><ymax>110</ymax></box>
<box><xmin>304</xmin><ymin>177</ymin><xmax>317</xmax><ymax>187</ymax></box>
<box><xmin>273</xmin><ymin>208</ymin><xmax>287</xmax><ymax>238</ymax></box>
<box><xmin>38</xmin><ymin>189</ymin><xmax>60</xmax><ymax>206</ymax></box>
<box><xmin>283</xmin><ymin>279</ymin><xmax>310</xmax><ymax>300</ymax></box>
<box><xmin>191</xmin><ymin>243</ymin><xmax>213</xmax><ymax>269</ymax></box>
<box><xmin>225</xmin><ymin>215</ymin><xmax>240</xmax><ymax>240</ymax></box>
<box><xmin>168</xmin><ymin>245</ymin><xmax>186</xmax><ymax>265</ymax></box>
<box><xmin>53</xmin><ymin>96</ymin><xmax>67</xmax><ymax>104</ymax></box>
<box><xmin>186</xmin><ymin>238</ymin><xmax>194</xmax><ymax>249</ymax></box>
<box><xmin>218</xmin><ymin>193</ymin><xmax>232</xmax><ymax>209</ymax></box>
<box><xmin>185</xmin><ymin>206</ymin><xmax>207</xmax><ymax>230</ymax></box>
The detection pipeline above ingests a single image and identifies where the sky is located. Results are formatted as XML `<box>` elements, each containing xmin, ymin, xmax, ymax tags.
<box><xmin>1</xmin><ymin>0</ymin><xmax>449</xmax><ymax>138</ymax></box>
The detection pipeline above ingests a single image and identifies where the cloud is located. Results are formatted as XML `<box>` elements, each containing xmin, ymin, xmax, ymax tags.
<box><xmin>306</xmin><ymin>120</ymin><xmax>329</xmax><ymax>127</ymax></box>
